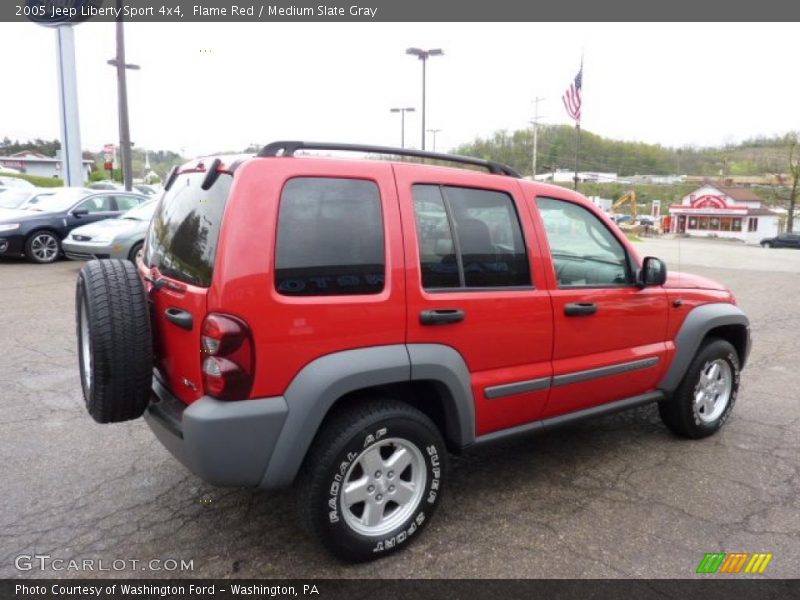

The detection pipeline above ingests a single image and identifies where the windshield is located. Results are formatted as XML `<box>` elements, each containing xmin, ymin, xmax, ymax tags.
<box><xmin>122</xmin><ymin>200</ymin><xmax>157</xmax><ymax>221</ymax></box>
<box><xmin>23</xmin><ymin>189</ymin><xmax>87</xmax><ymax>212</ymax></box>
<box><xmin>0</xmin><ymin>189</ymin><xmax>34</xmax><ymax>209</ymax></box>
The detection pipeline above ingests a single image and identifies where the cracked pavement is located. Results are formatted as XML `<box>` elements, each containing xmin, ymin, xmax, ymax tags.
<box><xmin>1</xmin><ymin>238</ymin><xmax>798</xmax><ymax>578</ymax></box>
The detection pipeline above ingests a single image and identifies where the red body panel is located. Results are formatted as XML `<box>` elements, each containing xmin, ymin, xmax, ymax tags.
<box><xmin>210</xmin><ymin>158</ymin><xmax>406</xmax><ymax>399</ymax></box>
<box><xmin>394</xmin><ymin>165</ymin><xmax>554</xmax><ymax>434</ymax></box>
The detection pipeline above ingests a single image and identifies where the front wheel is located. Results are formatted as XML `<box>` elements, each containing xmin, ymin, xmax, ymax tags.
<box><xmin>659</xmin><ymin>338</ymin><xmax>740</xmax><ymax>439</ymax></box>
<box><xmin>296</xmin><ymin>400</ymin><xmax>446</xmax><ymax>562</ymax></box>
<box><xmin>25</xmin><ymin>231</ymin><xmax>60</xmax><ymax>263</ymax></box>
<box><xmin>761</xmin><ymin>242</ymin><xmax>771</xmax><ymax>248</ymax></box>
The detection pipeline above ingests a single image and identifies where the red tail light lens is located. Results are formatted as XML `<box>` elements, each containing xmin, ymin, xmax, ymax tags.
<box><xmin>201</xmin><ymin>314</ymin><xmax>254</xmax><ymax>400</ymax></box>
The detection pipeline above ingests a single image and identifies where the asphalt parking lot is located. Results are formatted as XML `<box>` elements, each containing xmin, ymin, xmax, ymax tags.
<box><xmin>1</xmin><ymin>237</ymin><xmax>798</xmax><ymax>579</ymax></box>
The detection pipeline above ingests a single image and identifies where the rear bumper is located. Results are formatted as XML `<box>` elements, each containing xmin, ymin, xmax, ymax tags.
<box><xmin>144</xmin><ymin>376</ymin><xmax>289</xmax><ymax>487</ymax></box>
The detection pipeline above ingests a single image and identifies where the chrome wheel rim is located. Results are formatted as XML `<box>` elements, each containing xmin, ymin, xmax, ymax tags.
<box><xmin>80</xmin><ymin>299</ymin><xmax>92</xmax><ymax>393</ymax></box>
<box><xmin>341</xmin><ymin>437</ymin><xmax>426</xmax><ymax>537</ymax></box>
<box><xmin>694</xmin><ymin>358</ymin><xmax>732</xmax><ymax>423</ymax></box>
<box><xmin>31</xmin><ymin>233</ymin><xmax>58</xmax><ymax>262</ymax></box>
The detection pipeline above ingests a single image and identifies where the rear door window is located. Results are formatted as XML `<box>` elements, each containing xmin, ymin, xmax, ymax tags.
<box><xmin>275</xmin><ymin>177</ymin><xmax>385</xmax><ymax>296</ymax></box>
<box><xmin>412</xmin><ymin>184</ymin><xmax>531</xmax><ymax>289</ymax></box>
<box><xmin>145</xmin><ymin>172</ymin><xmax>232</xmax><ymax>287</ymax></box>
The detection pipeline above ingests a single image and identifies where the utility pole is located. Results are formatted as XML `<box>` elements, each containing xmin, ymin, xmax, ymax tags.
<box><xmin>530</xmin><ymin>96</ymin><xmax>545</xmax><ymax>178</ymax></box>
<box><xmin>107</xmin><ymin>11</ymin><xmax>140</xmax><ymax>191</ymax></box>
<box><xmin>426</xmin><ymin>128</ymin><xmax>441</xmax><ymax>152</ymax></box>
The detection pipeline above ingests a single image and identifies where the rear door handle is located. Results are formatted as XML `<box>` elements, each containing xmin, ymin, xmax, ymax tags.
<box><xmin>420</xmin><ymin>309</ymin><xmax>465</xmax><ymax>325</ymax></box>
<box><xmin>564</xmin><ymin>302</ymin><xmax>597</xmax><ymax>317</ymax></box>
<box><xmin>165</xmin><ymin>307</ymin><xmax>193</xmax><ymax>331</ymax></box>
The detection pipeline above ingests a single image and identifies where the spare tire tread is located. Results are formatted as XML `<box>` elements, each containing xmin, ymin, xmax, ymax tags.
<box><xmin>77</xmin><ymin>259</ymin><xmax>153</xmax><ymax>423</ymax></box>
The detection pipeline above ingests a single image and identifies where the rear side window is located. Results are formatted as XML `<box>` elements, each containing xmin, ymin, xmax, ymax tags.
<box><xmin>145</xmin><ymin>172</ymin><xmax>232</xmax><ymax>287</ymax></box>
<box><xmin>412</xmin><ymin>184</ymin><xmax>531</xmax><ymax>289</ymax></box>
<box><xmin>275</xmin><ymin>177</ymin><xmax>385</xmax><ymax>296</ymax></box>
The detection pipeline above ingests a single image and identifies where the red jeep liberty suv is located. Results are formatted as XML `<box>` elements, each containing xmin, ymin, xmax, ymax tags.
<box><xmin>76</xmin><ymin>142</ymin><xmax>750</xmax><ymax>562</ymax></box>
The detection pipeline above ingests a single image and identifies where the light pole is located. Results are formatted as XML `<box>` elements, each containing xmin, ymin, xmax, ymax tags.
<box><xmin>107</xmin><ymin>14</ymin><xmax>139</xmax><ymax>192</ymax></box>
<box><xmin>426</xmin><ymin>128</ymin><xmax>441</xmax><ymax>152</ymax></box>
<box><xmin>390</xmin><ymin>107</ymin><xmax>415</xmax><ymax>149</ymax></box>
<box><xmin>406</xmin><ymin>47</ymin><xmax>443</xmax><ymax>151</ymax></box>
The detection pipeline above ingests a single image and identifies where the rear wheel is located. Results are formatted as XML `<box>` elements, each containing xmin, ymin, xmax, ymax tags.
<box><xmin>296</xmin><ymin>400</ymin><xmax>446</xmax><ymax>562</ymax></box>
<box><xmin>25</xmin><ymin>231</ymin><xmax>60</xmax><ymax>263</ymax></box>
<box><xmin>659</xmin><ymin>338</ymin><xmax>739</xmax><ymax>439</ymax></box>
<box><xmin>76</xmin><ymin>259</ymin><xmax>153</xmax><ymax>423</ymax></box>
<box><xmin>128</xmin><ymin>241</ymin><xmax>144</xmax><ymax>263</ymax></box>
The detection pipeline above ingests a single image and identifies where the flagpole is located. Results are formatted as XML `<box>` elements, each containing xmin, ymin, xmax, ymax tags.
<box><xmin>573</xmin><ymin>123</ymin><xmax>580</xmax><ymax>191</ymax></box>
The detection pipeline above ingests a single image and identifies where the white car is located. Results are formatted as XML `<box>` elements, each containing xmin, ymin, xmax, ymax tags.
<box><xmin>0</xmin><ymin>176</ymin><xmax>35</xmax><ymax>190</ymax></box>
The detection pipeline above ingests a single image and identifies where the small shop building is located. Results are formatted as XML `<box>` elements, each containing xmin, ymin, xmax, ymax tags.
<box><xmin>667</xmin><ymin>184</ymin><xmax>779</xmax><ymax>244</ymax></box>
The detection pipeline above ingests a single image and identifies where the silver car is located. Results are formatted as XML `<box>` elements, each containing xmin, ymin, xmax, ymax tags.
<box><xmin>63</xmin><ymin>199</ymin><xmax>157</xmax><ymax>262</ymax></box>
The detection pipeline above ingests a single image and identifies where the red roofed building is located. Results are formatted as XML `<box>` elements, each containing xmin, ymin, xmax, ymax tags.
<box><xmin>667</xmin><ymin>183</ymin><xmax>779</xmax><ymax>244</ymax></box>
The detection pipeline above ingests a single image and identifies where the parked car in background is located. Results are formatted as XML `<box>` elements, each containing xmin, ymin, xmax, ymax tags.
<box><xmin>760</xmin><ymin>233</ymin><xmax>800</xmax><ymax>249</ymax></box>
<box><xmin>87</xmin><ymin>181</ymin><xmax>123</xmax><ymax>191</ymax></box>
<box><xmin>0</xmin><ymin>188</ymin><xmax>147</xmax><ymax>263</ymax></box>
<box><xmin>0</xmin><ymin>188</ymin><xmax>39</xmax><ymax>210</ymax></box>
<box><xmin>0</xmin><ymin>176</ymin><xmax>35</xmax><ymax>190</ymax></box>
<box><xmin>64</xmin><ymin>199</ymin><xmax>157</xmax><ymax>262</ymax></box>
<box><xmin>134</xmin><ymin>184</ymin><xmax>162</xmax><ymax>196</ymax></box>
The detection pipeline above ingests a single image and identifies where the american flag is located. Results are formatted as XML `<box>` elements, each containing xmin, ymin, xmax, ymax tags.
<box><xmin>562</xmin><ymin>65</ymin><xmax>583</xmax><ymax>123</ymax></box>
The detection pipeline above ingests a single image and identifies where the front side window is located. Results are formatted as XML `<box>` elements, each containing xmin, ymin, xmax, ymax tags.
<box><xmin>537</xmin><ymin>197</ymin><xmax>632</xmax><ymax>287</ymax></box>
<box><xmin>412</xmin><ymin>184</ymin><xmax>531</xmax><ymax>289</ymax></box>
<box><xmin>79</xmin><ymin>195</ymin><xmax>113</xmax><ymax>213</ymax></box>
<box><xmin>275</xmin><ymin>177</ymin><xmax>385</xmax><ymax>296</ymax></box>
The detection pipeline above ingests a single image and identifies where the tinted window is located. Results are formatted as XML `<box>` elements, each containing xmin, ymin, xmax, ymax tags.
<box><xmin>537</xmin><ymin>197</ymin><xmax>632</xmax><ymax>287</ymax></box>
<box><xmin>116</xmin><ymin>195</ymin><xmax>143</xmax><ymax>211</ymax></box>
<box><xmin>145</xmin><ymin>172</ymin><xmax>232</xmax><ymax>287</ymax></box>
<box><xmin>275</xmin><ymin>177</ymin><xmax>384</xmax><ymax>296</ymax></box>
<box><xmin>412</xmin><ymin>185</ymin><xmax>460</xmax><ymax>288</ymax></box>
<box><xmin>79</xmin><ymin>195</ymin><xmax>113</xmax><ymax>213</ymax></box>
<box><xmin>413</xmin><ymin>185</ymin><xmax>531</xmax><ymax>289</ymax></box>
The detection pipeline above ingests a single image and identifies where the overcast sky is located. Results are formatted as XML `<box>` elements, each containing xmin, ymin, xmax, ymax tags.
<box><xmin>0</xmin><ymin>22</ymin><xmax>797</xmax><ymax>158</ymax></box>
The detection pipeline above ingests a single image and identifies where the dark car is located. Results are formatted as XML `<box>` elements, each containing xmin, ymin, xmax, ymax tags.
<box><xmin>761</xmin><ymin>233</ymin><xmax>800</xmax><ymax>249</ymax></box>
<box><xmin>0</xmin><ymin>188</ymin><xmax>147</xmax><ymax>263</ymax></box>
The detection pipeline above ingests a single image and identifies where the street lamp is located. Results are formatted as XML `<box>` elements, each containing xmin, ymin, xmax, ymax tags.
<box><xmin>426</xmin><ymin>128</ymin><xmax>441</xmax><ymax>152</ymax></box>
<box><xmin>406</xmin><ymin>47</ymin><xmax>443</xmax><ymax>151</ymax></box>
<box><xmin>107</xmin><ymin>17</ymin><xmax>139</xmax><ymax>192</ymax></box>
<box><xmin>390</xmin><ymin>107</ymin><xmax>415</xmax><ymax>149</ymax></box>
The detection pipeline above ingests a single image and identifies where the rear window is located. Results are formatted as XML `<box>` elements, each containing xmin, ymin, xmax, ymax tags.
<box><xmin>145</xmin><ymin>171</ymin><xmax>232</xmax><ymax>287</ymax></box>
<box><xmin>275</xmin><ymin>177</ymin><xmax>385</xmax><ymax>296</ymax></box>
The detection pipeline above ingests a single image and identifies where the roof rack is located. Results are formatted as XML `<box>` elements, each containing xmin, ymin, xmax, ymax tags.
<box><xmin>257</xmin><ymin>141</ymin><xmax>521</xmax><ymax>178</ymax></box>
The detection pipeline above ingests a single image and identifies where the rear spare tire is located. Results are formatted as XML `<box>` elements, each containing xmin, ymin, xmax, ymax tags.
<box><xmin>76</xmin><ymin>259</ymin><xmax>153</xmax><ymax>423</ymax></box>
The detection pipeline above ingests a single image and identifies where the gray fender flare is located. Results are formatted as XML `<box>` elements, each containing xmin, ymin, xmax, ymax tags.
<box><xmin>259</xmin><ymin>343</ymin><xmax>475</xmax><ymax>489</ymax></box>
<box><xmin>658</xmin><ymin>303</ymin><xmax>750</xmax><ymax>393</ymax></box>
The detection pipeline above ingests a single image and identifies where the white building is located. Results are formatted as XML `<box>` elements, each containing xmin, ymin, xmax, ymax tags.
<box><xmin>668</xmin><ymin>184</ymin><xmax>779</xmax><ymax>244</ymax></box>
<box><xmin>0</xmin><ymin>151</ymin><xmax>93</xmax><ymax>181</ymax></box>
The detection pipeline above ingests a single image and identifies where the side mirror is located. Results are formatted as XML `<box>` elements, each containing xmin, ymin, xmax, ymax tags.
<box><xmin>72</xmin><ymin>208</ymin><xmax>89</xmax><ymax>218</ymax></box>
<box><xmin>638</xmin><ymin>256</ymin><xmax>667</xmax><ymax>287</ymax></box>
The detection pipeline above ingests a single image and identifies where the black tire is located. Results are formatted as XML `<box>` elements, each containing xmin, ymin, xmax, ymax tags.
<box><xmin>128</xmin><ymin>241</ymin><xmax>144</xmax><ymax>263</ymax></box>
<box><xmin>76</xmin><ymin>259</ymin><xmax>153</xmax><ymax>423</ymax></box>
<box><xmin>659</xmin><ymin>337</ymin><xmax>740</xmax><ymax>439</ymax></box>
<box><xmin>296</xmin><ymin>400</ymin><xmax>447</xmax><ymax>562</ymax></box>
<box><xmin>25</xmin><ymin>230</ymin><xmax>61</xmax><ymax>264</ymax></box>
<box><xmin>761</xmin><ymin>242</ymin><xmax>771</xmax><ymax>248</ymax></box>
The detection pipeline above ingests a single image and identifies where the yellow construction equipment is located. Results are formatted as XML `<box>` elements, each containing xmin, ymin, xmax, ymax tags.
<box><xmin>611</xmin><ymin>190</ymin><xmax>637</xmax><ymax>221</ymax></box>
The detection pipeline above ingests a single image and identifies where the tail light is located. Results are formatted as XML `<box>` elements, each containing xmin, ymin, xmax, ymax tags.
<box><xmin>201</xmin><ymin>314</ymin><xmax>254</xmax><ymax>400</ymax></box>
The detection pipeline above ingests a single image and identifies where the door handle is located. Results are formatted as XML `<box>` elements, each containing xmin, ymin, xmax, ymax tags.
<box><xmin>564</xmin><ymin>302</ymin><xmax>598</xmax><ymax>317</ymax></box>
<box><xmin>420</xmin><ymin>309</ymin><xmax>465</xmax><ymax>325</ymax></box>
<box><xmin>164</xmin><ymin>307</ymin><xmax>193</xmax><ymax>331</ymax></box>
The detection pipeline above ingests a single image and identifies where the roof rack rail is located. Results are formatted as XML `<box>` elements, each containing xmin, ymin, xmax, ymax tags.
<box><xmin>257</xmin><ymin>141</ymin><xmax>521</xmax><ymax>178</ymax></box>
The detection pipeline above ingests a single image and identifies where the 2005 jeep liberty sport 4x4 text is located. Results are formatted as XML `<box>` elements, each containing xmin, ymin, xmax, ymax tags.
<box><xmin>75</xmin><ymin>142</ymin><xmax>750</xmax><ymax>562</ymax></box>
